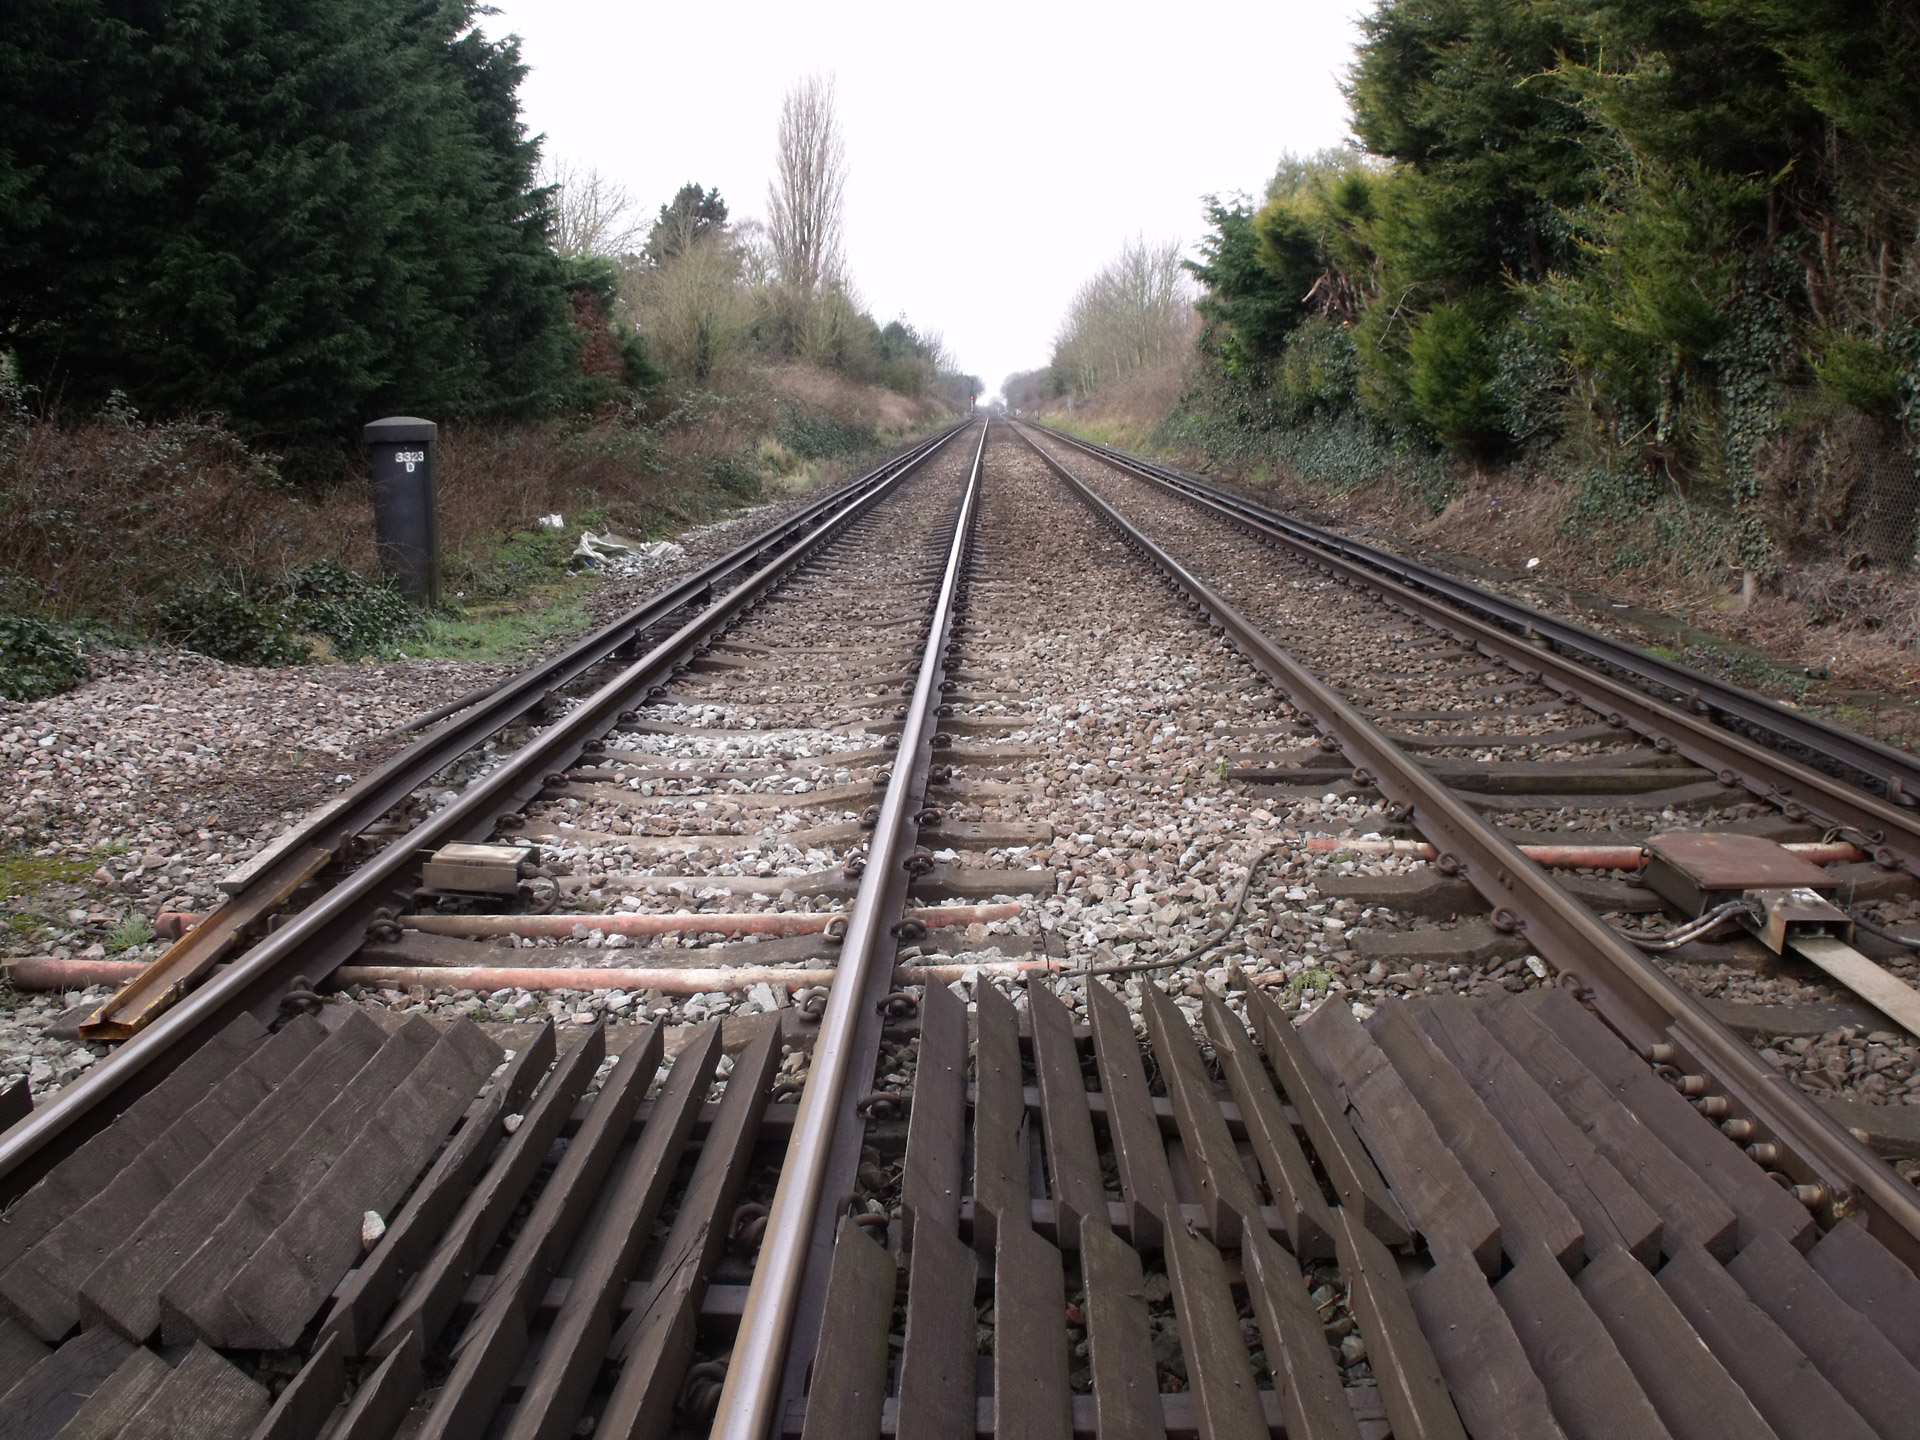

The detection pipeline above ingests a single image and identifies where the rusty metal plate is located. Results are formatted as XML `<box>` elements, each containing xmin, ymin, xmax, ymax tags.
<box><xmin>1645</xmin><ymin>832</ymin><xmax>1833</xmax><ymax>893</ymax></box>
<box><xmin>80</xmin><ymin>842</ymin><xmax>332</xmax><ymax>1042</ymax></box>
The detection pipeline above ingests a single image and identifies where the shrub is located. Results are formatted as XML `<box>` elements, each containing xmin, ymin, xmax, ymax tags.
<box><xmin>150</xmin><ymin>583</ymin><xmax>311</xmax><ymax>666</ymax></box>
<box><xmin>0</xmin><ymin>614</ymin><xmax>88</xmax><ymax>701</ymax></box>
<box><xmin>278</xmin><ymin>561</ymin><xmax>422</xmax><ymax>657</ymax></box>
<box><xmin>1405</xmin><ymin>300</ymin><xmax>1507</xmax><ymax>454</ymax></box>
<box><xmin>704</xmin><ymin>453</ymin><xmax>764</xmax><ymax>500</ymax></box>
<box><xmin>153</xmin><ymin>563</ymin><xmax>421</xmax><ymax>666</ymax></box>
<box><xmin>773</xmin><ymin>411</ymin><xmax>876</xmax><ymax>460</ymax></box>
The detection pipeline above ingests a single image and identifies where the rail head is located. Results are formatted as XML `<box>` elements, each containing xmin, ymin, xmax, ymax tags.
<box><xmin>710</xmin><ymin>421</ymin><xmax>990</xmax><ymax>1440</ymax></box>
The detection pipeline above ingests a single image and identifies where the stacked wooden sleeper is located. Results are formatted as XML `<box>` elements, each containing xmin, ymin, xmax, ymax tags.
<box><xmin>798</xmin><ymin>975</ymin><xmax>1920</xmax><ymax>1440</ymax></box>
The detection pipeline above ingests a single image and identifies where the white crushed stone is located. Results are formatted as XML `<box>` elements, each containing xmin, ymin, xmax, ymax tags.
<box><xmin>0</xmin><ymin>986</ymin><xmax>116</xmax><ymax>1097</ymax></box>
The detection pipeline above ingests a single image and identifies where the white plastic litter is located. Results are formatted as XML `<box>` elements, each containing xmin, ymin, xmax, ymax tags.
<box><xmin>569</xmin><ymin>530</ymin><xmax>632</xmax><ymax>569</ymax></box>
<box><xmin>361</xmin><ymin>1210</ymin><xmax>387</xmax><ymax>1250</ymax></box>
<box><xmin>570</xmin><ymin>533</ymin><xmax>688</xmax><ymax>577</ymax></box>
<box><xmin>538</xmin><ymin>513</ymin><xmax>564</xmax><ymax>529</ymax></box>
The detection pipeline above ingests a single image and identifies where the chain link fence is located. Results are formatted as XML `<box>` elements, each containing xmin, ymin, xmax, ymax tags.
<box><xmin>1758</xmin><ymin>385</ymin><xmax>1920</xmax><ymax>567</ymax></box>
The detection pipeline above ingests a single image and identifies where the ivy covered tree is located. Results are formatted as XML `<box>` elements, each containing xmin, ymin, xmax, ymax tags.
<box><xmin>0</xmin><ymin>0</ymin><xmax>621</xmax><ymax>457</ymax></box>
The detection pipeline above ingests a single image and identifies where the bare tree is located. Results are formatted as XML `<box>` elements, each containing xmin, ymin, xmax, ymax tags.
<box><xmin>1001</xmin><ymin>368</ymin><xmax>1059</xmax><ymax>414</ymax></box>
<box><xmin>730</xmin><ymin>218</ymin><xmax>779</xmax><ymax>289</ymax></box>
<box><xmin>1051</xmin><ymin>237</ymin><xmax>1196</xmax><ymax>396</ymax></box>
<box><xmin>911</xmin><ymin>324</ymin><xmax>956</xmax><ymax>376</ymax></box>
<box><xmin>767</xmin><ymin>74</ymin><xmax>847</xmax><ymax>293</ymax></box>
<box><xmin>542</xmin><ymin>159</ymin><xmax>643</xmax><ymax>259</ymax></box>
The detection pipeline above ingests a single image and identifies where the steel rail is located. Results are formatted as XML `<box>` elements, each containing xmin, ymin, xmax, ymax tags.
<box><xmin>379</xmin><ymin>674</ymin><xmax>513</xmax><ymax>739</ymax></box>
<box><xmin>256</xmin><ymin>421</ymin><xmax>960</xmax><ymax>866</ymax></box>
<box><xmin>1013</xmin><ymin>426</ymin><xmax>1920</xmax><ymax>1272</ymax></box>
<box><xmin>711</xmin><ymin>422</ymin><xmax>988</xmax><ymax>1440</ymax></box>
<box><xmin>1020</xmin><ymin>422</ymin><xmax>1920</xmax><ymax>880</ymax></box>
<box><xmin>1033</xmin><ymin>422</ymin><xmax>1920</xmax><ymax>804</ymax></box>
<box><xmin>76</xmin><ymin>423</ymin><xmax>968</xmax><ymax>1044</ymax></box>
<box><xmin>0</xmin><ymin>422</ymin><xmax>977</xmax><ymax>1197</ymax></box>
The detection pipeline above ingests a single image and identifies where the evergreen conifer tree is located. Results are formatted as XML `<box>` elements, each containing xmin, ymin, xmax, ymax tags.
<box><xmin>0</xmin><ymin>0</ymin><xmax>594</xmax><ymax>457</ymax></box>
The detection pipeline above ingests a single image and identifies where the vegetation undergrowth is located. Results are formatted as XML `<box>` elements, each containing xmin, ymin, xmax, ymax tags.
<box><xmin>0</xmin><ymin>365</ymin><xmax>946</xmax><ymax>686</ymax></box>
<box><xmin>409</xmin><ymin>598</ymin><xmax>599</xmax><ymax>664</ymax></box>
<box><xmin>1678</xmin><ymin>638</ymin><xmax>1812</xmax><ymax>701</ymax></box>
<box><xmin>410</xmin><ymin>518</ymin><xmax>601</xmax><ymax>663</ymax></box>
<box><xmin>0</xmin><ymin>615</ymin><xmax>88</xmax><ymax>701</ymax></box>
<box><xmin>151</xmin><ymin>561</ymin><xmax>424</xmax><ymax>666</ymax></box>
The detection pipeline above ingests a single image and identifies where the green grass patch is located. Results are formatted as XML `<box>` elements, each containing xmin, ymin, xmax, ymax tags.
<box><xmin>402</xmin><ymin>515</ymin><xmax>611</xmax><ymax>661</ymax></box>
<box><xmin>1280</xmin><ymin>966</ymin><xmax>1336</xmax><ymax>1003</ymax></box>
<box><xmin>443</xmin><ymin>517</ymin><xmax>605</xmax><ymax>604</ymax></box>
<box><xmin>403</xmin><ymin>593</ymin><xmax>597</xmax><ymax>662</ymax></box>
<box><xmin>0</xmin><ymin>849</ymin><xmax>94</xmax><ymax>903</ymax></box>
<box><xmin>0</xmin><ymin>848</ymin><xmax>98</xmax><ymax>946</ymax></box>
<box><xmin>105</xmin><ymin>914</ymin><xmax>155</xmax><ymax>953</ymax></box>
<box><xmin>1043</xmin><ymin>412</ymin><xmax>1160</xmax><ymax>453</ymax></box>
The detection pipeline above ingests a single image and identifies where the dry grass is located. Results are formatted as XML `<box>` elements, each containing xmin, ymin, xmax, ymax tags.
<box><xmin>0</xmin><ymin>408</ymin><xmax>370</xmax><ymax>622</ymax></box>
<box><xmin>761</xmin><ymin>363</ymin><xmax>945</xmax><ymax>432</ymax></box>
<box><xmin>1039</xmin><ymin>356</ymin><xmax>1193</xmax><ymax>453</ymax></box>
<box><xmin>0</xmin><ymin>365</ymin><xmax>955</xmax><ymax>633</ymax></box>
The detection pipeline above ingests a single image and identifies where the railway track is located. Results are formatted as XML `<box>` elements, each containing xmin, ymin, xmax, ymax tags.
<box><xmin>1026</xmin><ymin>423</ymin><xmax>1920</xmax><ymax>815</ymax></box>
<box><xmin>2</xmin><ymin>419</ymin><xmax>1920</xmax><ymax>1436</ymax></box>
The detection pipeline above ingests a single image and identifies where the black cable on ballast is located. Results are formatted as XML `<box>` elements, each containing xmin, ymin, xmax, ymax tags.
<box><xmin>1616</xmin><ymin>897</ymin><xmax>1757</xmax><ymax>952</ymax></box>
<box><xmin>1847</xmin><ymin>910</ymin><xmax>1920</xmax><ymax>951</ymax></box>
<box><xmin>1062</xmin><ymin>840</ymin><xmax>1280</xmax><ymax>979</ymax></box>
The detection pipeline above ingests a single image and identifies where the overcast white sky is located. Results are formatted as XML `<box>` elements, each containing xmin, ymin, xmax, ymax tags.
<box><xmin>487</xmin><ymin>0</ymin><xmax>1372</xmax><ymax>397</ymax></box>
